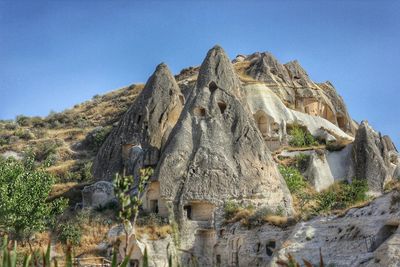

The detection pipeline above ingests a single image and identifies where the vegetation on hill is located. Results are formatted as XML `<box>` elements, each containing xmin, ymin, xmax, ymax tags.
<box><xmin>278</xmin><ymin>158</ymin><xmax>369</xmax><ymax>219</ymax></box>
<box><xmin>0</xmin><ymin>156</ymin><xmax>67</xmax><ymax>242</ymax></box>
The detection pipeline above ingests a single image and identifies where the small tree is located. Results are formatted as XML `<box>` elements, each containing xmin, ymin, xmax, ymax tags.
<box><xmin>0</xmin><ymin>157</ymin><xmax>67</xmax><ymax>248</ymax></box>
<box><xmin>113</xmin><ymin>167</ymin><xmax>153</xmax><ymax>256</ymax></box>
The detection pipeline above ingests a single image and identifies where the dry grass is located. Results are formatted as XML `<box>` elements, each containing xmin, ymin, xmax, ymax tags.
<box><xmin>46</xmin><ymin>160</ymin><xmax>77</xmax><ymax>177</ymax></box>
<box><xmin>77</xmin><ymin>221</ymin><xmax>110</xmax><ymax>256</ymax></box>
<box><xmin>264</xmin><ymin>215</ymin><xmax>292</xmax><ymax>227</ymax></box>
<box><xmin>226</xmin><ymin>208</ymin><xmax>254</xmax><ymax>224</ymax></box>
<box><xmin>136</xmin><ymin>225</ymin><xmax>173</xmax><ymax>241</ymax></box>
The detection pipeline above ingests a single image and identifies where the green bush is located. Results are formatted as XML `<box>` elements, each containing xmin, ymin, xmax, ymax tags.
<box><xmin>315</xmin><ymin>179</ymin><xmax>368</xmax><ymax>212</ymax></box>
<box><xmin>279</xmin><ymin>165</ymin><xmax>307</xmax><ymax>193</ymax></box>
<box><xmin>288</xmin><ymin>124</ymin><xmax>318</xmax><ymax>147</ymax></box>
<box><xmin>58</xmin><ymin>223</ymin><xmax>82</xmax><ymax>246</ymax></box>
<box><xmin>223</xmin><ymin>200</ymin><xmax>242</xmax><ymax>220</ymax></box>
<box><xmin>84</xmin><ymin>126</ymin><xmax>112</xmax><ymax>152</ymax></box>
<box><xmin>13</xmin><ymin>128</ymin><xmax>35</xmax><ymax>140</ymax></box>
<box><xmin>0</xmin><ymin>157</ymin><xmax>67</xmax><ymax>240</ymax></box>
<box><xmin>0</xmin><ymin>135</ymin><xmax>10</xmax><ymax>146</ymax></box>
<box><xmin>15</xmin><ymin>115</ymin><xmax>31</xmax><ymax>127</ymax></box>
<box><xmin>67</xmin><ymin>161</ymin><xmax>93</xmax><ymax>182</ymax></box>
<box><xmin>4</xmin><ymin>123</ymin><xmax>17</xmax><ymax>130</ymax></box>
<box><xmin>31</xmin><ymin>139</ymin><xmax>62</xmax><ymax>162</ymax></box>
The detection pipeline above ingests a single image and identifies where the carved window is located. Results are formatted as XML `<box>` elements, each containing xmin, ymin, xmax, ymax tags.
<box><xmin>266</xmin><ymin>240</ymin><xmax>276</xmax><ymax>256</ymax></box>
<box><xmin>193</xmin><ymin>106</ymin><xmax>206</xmax><ymax>117</ymax></box>
<box><xmin>184</xmin><ymin>205</ymin><xmax>192</xmax><ymax>220</ymax></box>
<box><xmin>209</xmin><ymin>81</ymin><xmax>218</xmax><ymax>93</ymax></box>
<box><xmin>150</xmin><ymin>199</ymin><xmax>159</xmax><ymax>214</ymax></box>
<box><xmin>217</xmin><ymin>101</ymin><xmax>227</xmax><ymax>114</ymax></box>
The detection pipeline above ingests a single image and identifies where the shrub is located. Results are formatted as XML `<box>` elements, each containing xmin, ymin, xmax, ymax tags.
<box><xmin>137</xmin><ymin>212</ymin><xmax>164</xmax><ymax>227</ymax></box>
<box><xmin>279</xmin><ymin>165</ymin><xmax>307</xmax><ymax>193</ymax></box>
<box><xmin>30</xmin><ymin>116</ymin><xmax>46</xmax><ymax>127</ymax></box>
<box><xmin>4</xmin><ymin>122</ymin><xmax>17</xmax><ymax>130</ymax></box>
<box><xmin>245</xmin><ymin>207</ymin><xmax>273</xmax><ymax>227</ymax></box>
<box><xmin>13</xmin><ymin>128</ymin><xmax>35</xmax><ymax>140</ymax></box>
<box><xmin>31</xmin><ymin>139</ymin><xmax>62</xmax><ymax>162</ymax></box>
<box><xmin>288</xmin><ymin>124</ymin><xmax>318</xmax><ymax>147</ymax></box>
<box><xmin>294</xmin><ymin>153</ymin><xmax>310</xmax><ymax>172</ymax></box>
<box><xmin>223</xmin><ymin>200</ymin><xmax>242</xmax><ymax>220</ymax></box>
<box><xmin>15</xmin><ymin>115</ymin><xmax>30</xmax><ymax>126</ymax></box>
<box><xmin>0</xmin><ymin>157</ymin><xmax>67</xmax><ymax>240</ymax></box>
<box><xmin>84</xmin><ymin>126</ymin><xmax>112</xmax><ymax>152</ymax></box>
<box><xmin>0</xmin><ymin>135</ymin><xmax>10</xmax><ymax>146</ymax></box>
<box><xmin>58</xmin><ymin>223</ymin><xmax>82</xmax><ymax>246</ymax></box>
<box><xmin>315</xmin><ymin>179</ymin><xmax>368</xmax><ymax>212</ymax></box>
<box><xmin>69</xmin><ymin>161</ymin><xmax>93</xmax><ymax>181</ymax></box>
<box><xmin>43</xmin><ymin>153</ymin><xmax>59</xmax><ymax>167</ymax></box>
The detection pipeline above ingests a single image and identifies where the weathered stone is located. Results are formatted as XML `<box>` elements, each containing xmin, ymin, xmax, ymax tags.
<box><xmin>394</xmin><ymin>165</ymin><xmax>400</xmax><ymax>180</ymax></box>
<box><xmin>246</xmin><ymin>52</ymin><xmax>292</xmax><ymax>85</ymax></box>
<box><xmin>93</xmin><ymin>63</ymin><xmax>184</xmax><ymax>180</ymax></box>
<box><xmin>314</xmin><ymin>128</ymin><xmax>337</xmax><ymax>143</ymax></box>
<box><xmin>155</xmin><ymin>46</ymin><xmax>293</xmax><ymax>217</ymax></box>
<box><xmin>244</xmin><ymin>83</ymin><xmax>353</xmax><ymax>151</ymax></box>
<box><xmin>82</xmin><ymin>181</ymin><xmax>115</xmax><ymax>208</ymax></box>
<box><xmin>241</xmin><ymin>52</ymin><xmax>355</xmax><ymax>135</ymax></box>
<box><xmin>352</xmin><ymin>121</ymin><xmax>392</xmax><ymax>193</ymax></box>
<box><xmin>326</xmin><ymin>144</ymin><xmax>354</xmax><ymax>180</ymax></box>
<box><xmin>383</xmin><ymin>135</ymin><xmax>398</xmax><ymax>152</ymax></box>
<box><xmin>304</xmin><ymin>152</ymin><xmax>335</xmax><ymax>192</ymax></box>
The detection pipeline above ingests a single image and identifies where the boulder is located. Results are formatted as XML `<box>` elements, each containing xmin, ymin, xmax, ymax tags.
<box><xmin>305</xmin><ymin>152</ymin><xmax>335</xmax><ymax>192</ymax></box>
<box><xmin>93</xmin><ymin>63</ymin><xmax>184</xmax><ymax>180</ymax></box>
<box><xmin>352</xmin><ymin>121</ymin><xmax>392</xmax><ymax>193</ymax></box>
<box><xmin>82</xmin><ymin>181</ymin><xmax>115</xmax><ymax>208</ymax></box>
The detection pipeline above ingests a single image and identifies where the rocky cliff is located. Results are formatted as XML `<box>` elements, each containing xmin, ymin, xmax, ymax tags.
<box><xmin>84</xmin><ymin>45</ymin><xmax>400</xmax><ymax>267</ymax></box>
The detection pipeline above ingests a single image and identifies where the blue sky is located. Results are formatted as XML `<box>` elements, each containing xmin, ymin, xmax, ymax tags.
<box><xmin>0</xmin><ymin>0</ymin><xmax>399</xmax><ymax>146</ymax></box>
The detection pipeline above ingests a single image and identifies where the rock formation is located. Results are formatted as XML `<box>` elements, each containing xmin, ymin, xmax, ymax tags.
<box><xmin>241</xmin><ymin>52</ymin><xmax>356</xmax><ymax>135</ymax></box>
<box><xmin>88</xmin><ymin>45</ymin><xmax>400</xmax><ymax>267</ymax></box>
<box><xmin>304</xmin><ymin>152</ymin><xmax>335</xmax><ymax>192</ymax></box>
<box><xmin>154</xmin><ymin>46</ymin><xmax>293</xmax><ymax>216</ymax></box>
<box><xmin>93</xmin><ymin>63</ymin><xmax>184</xmax><ymax>180</ymax></box>
<box><xmin>352</xmin><ymin>121</ymin><xmax>392</xmax><ymax>193</ymax></box>
<box><xmin>149</xmin><ymin>46</ymin><xmax>293</xmax><ymax>265</ymax></box>
<box><xmin>82</xmin><ymin>181</ymin><xmax>115</xmax><ymax>209</ymax></box>
<box><xmin>244</xmin><ymin>83</ymin><xmax>353</xmax><ymax>151</ymax></box>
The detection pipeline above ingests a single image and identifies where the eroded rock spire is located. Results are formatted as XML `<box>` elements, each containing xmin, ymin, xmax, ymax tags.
<box><xmin>93</xmin><ymin>63</ymin><xmax>184</xmax><ymax>180</ymax></box>
<box><xmin>154</xmin><ymin>45</ymin><xmax>294</xmax><ymax>221</ymax></box>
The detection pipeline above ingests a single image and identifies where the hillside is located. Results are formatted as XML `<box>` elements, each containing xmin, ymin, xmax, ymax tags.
<box><xmin>1</xmin><ymin>46</ymin><xmax>399</xmax><ymax>266</ymax></box>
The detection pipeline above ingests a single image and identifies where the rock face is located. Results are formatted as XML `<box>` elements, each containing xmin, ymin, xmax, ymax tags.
<box><xmin>270</xmin><ymin>191</ymin><xmax>400</xmax><ymax>267</ymax></box>
<box><xmin>242</xmin><ymin>52</ymin><xmax>355</xmax><ymax>135</ymax></box>
<box><xmin>155</xmin><ymin>46</ymin><xmax>293</xmax><ymax>214</ymax></box>
<box><xmin>304</xmin><ymin>152</ymin><xmax>335</xmax><ymax>192</ymax></box>
<box><xmin>244</xmin><ymin>83</ymin><xmax>353</xmax><ymax>151</ymax></box>
<box><xmin>152</xmin><ymin>46</ymin><xmax>293</xmax><ymax>265</ymax></box>
<box><xmin>352</xmin><ymin>121</ymin><xmax>392</xmax><ymax>193</ymax></box>
<box><xmin>170</xmin><ymin>191</ymin><xmax>399</xmax><ymax>267</ymax></box>
<box><xmin>93</xmin><ymin>63</ymin><xmax>184</xmax><ymax>180</ymax></box>
<box><xmin>82</xmin><ymin>181</ymin><xmax>115</xmax><ymax>208</ymax></box>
